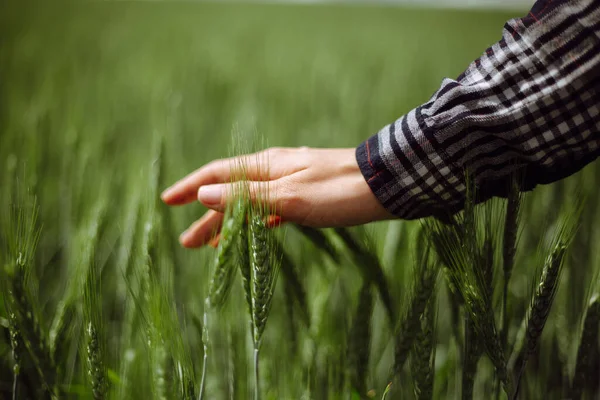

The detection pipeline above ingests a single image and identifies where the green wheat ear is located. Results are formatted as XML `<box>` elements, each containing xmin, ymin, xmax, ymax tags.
<box><xmin>200</xmin><ymin>174</ymin><xmax>248</xmax><ymax>400</ymax></box>
<box><xmin>391</xmin><ymin>241</ymin><xmax>438</xmax><ymax>380</ymax></box>
<box><xmin>83</xmin><ymin>262</ymin><xmax>108</xmax><ymax>400</ymax></box>
<box><xmin>248</xmin><ymin>189</ymin><xmax>282</xmax><ymax>400</ymax></box>
<box><xmin>207</xmin><ymin>195</ymin><xmax>247</xmax><ymax>310</ymax></box>
<box><xmin>508</xmin><ymin>197</ymin><xmax>581</xmax><ymax>396</ymax></box>
<box><xmin>86</xmin><ymin>322</ymin><xmax>107</xmax><ymax>400</ymax></box>
<box><xmin>424</xmin><ymin>193</ymin><xmax>511</xmax><ymax>395</ymax></box>
<box><xmin>249</xmin><ymin>206</ymin><xmax>281</xmax><ymax>346</ymax></box>
<box><xmin>3</xmin><ymin>194</ymin><xmax>57</xmax><ymax>398</ymax></box>
<box><xmin>411</xmin><ymin>291</ymin><xmax>437</xmax><ymax>400</ymax></box>
<box><xmin>238</xmin><ymin>216</ymin><xmax>253</xmax><ymax>335</ymax></box>
<box><xmin>509</xmin><ymin>242</ymin><xmax>567</xmax><ymax>398</ymax></box>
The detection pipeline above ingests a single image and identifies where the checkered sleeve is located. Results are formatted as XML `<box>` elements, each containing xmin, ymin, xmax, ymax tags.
<box><xmin>356</xmin><ymin>0</ymin><xmax>600</xmax><ymax>220</ymax></box>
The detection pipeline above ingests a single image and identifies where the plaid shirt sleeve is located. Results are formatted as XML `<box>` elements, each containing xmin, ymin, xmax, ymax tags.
<box><xmin>356</xmin><ymin>0</ymin><xmax>600</xmax><ymax>220</ymax></box>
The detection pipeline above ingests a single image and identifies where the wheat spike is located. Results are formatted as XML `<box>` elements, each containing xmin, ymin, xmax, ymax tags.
<box><xmin>238</xmin><ymin>218</ymin><xmax>253</xmax><ymax>328</ymax></box>
<box><xmin>411</xmin><ymin>293</ymin><xmax>436</xmax><ymax>400</ymax></box>
<box><xmin>8</xmin><ymin>312</ymin><xmax>22</xmax><ymax>398</ymax></box>
<box><xmin>207</xmin><ymin>197</ymin><xmax>246</xmax><ymax>309</ymax></box>
<box><xmin>2</xmin><ymin>196</ymin><xmax>56</xmax><ymax>397</ymax></box>
<box><xmin>249</xmin><ymin>210</ymin><xmax>280</xmax><ymax>346</ymax></box>
<box><xmin>510</xmin><ymin>242</ymin><xmax>567</xmax><ymax>398</ymax></box>
<box><xmin>6</xmin><ymin>258</ymin><xmax>57</xmax><ymax>399</ymax></box>
<box><xmin>86</xmin><ymin>322</ymin><xmax>107</xmax><ymax>400</ymax></box>
<box><xmin>151</xmin><ymin>337</ymin><xmax>171</xmax><ymax>400</ymax></box>
<box><xmin>249</xmin><ymin>205</ymin><xmax>281</xmax><ymax>400</ymax></box>
<box><xmin>425</xmin><ymin>214</ymin><xmax>510</xmax><ymax>394</ymax></box>
<box><xmin>392</xmin><ymin>248</ymin><xmax>438</xmax><ymax>378</ymax></box>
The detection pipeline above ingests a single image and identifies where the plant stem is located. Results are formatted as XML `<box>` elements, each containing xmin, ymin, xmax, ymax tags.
<box><xmin>254</xmin><ymin>347</ymin><xmax>260</xmax><ymax>400</ymax></box>
<box><xmin>198</xmin><ymin>354</ymin><xmax>207</xmax><ymax>400</ymax></box>
<box><xmin>198</xmin><ymin>310</ymin><xmax>209</xmax><ymax>400</ymax></box>
<box><xmin>12</xmin><ymin>373</ymin><xmax>18</xmax><ymax>400</ymax></box>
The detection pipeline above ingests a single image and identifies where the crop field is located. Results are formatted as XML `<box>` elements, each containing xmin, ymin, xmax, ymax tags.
<box><xmin>1</xmin><ymin>1</ymin><xmax>599</xmax><ymax>399</ymax></box>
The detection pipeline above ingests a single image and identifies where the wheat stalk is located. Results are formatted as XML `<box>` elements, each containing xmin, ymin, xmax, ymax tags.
<box><xmin>571</xmin><ymin>295</ymin><xmax>600</xmax><ymax>399</ymax></box>
<box><xmin>276</xmin><ymin>239</ymin><xmax>310</xmax><ymax>327</ymax></box>
<box><xmin>347</xmin><ymin>281</ymin><xmax>374</xmax><ymax>397</ymax></box>
<box><xmin>381</xmin><ymin>383</ymin><xmax>393</xmax><ymax>400</ymax></box>
<box><xmin>502</xmin><ymin>177</ymin><xmax>520</xmax><ymax>347</ymax></box>
<box><xmin>295</xmin><ymin>225</ymin><xmax>340</xmax><ymax>264</ymax></box>
<box><xmin>461</xmin><ymin>315</ymin><xmax>481</xmax><ymax>400</ymax></box>
<box><xmin>334</xmin><ymin>227</ymin><xmax>395</xmax><ymax>324</ymax></box>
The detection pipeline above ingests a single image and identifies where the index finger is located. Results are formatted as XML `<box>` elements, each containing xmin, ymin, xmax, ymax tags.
<box><xmin>161</xmin><ymin>148</ymin><xmax>301</xmax><ymax>206</ymax></box>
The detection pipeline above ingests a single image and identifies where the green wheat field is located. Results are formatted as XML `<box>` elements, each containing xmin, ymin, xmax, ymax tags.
<box><xmin>1</xmin><ymin>1</ymin><xmax>599</xmax><ymax>399</ymax></box>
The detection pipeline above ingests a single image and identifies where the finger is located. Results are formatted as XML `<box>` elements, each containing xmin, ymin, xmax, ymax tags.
<box><xmin>204</xmin><ymin>215</ymin><xmax>281</xmax><ymax>250</ymax></box>
<box><xmin>161</xmin><ymin>148</ymin><xmax>305</xmax><ymax>206</ymax></box>
<box><xmin>197</xmin><ymin>179</ymin><xmax>293</xmax><ymax>214</ymax></box>
<box><xmin>265</xmin><ymin>215</ymin><xmax>285</xmax><ymax>228</ymax></box>
<box><xmin>208</xmin><ymin>234</ymin><xmax>220</xmax><ymax>248</ymax></box>
<box><xmin>179</xmin><ymin>210</ymin><xmax>224</xmax><ymax>248</ymax></box>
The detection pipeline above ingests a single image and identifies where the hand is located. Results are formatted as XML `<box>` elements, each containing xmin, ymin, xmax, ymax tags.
<box><xmin>161</xmin><ymin>147</ymin><xmax>395</xmax><ymax>248</ymax></box>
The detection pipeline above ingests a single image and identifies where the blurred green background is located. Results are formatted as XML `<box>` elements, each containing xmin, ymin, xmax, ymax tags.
<box><xmin>1</xmin><ymin>1</ymin><xmax>599</xmax><ymax>399</ymax></box>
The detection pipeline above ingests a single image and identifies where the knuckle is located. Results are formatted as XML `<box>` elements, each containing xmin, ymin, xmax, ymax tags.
<box><xmin>265</xmin><ymin>147</ymin><xmax>284</xmax><ymax>157</ymax></box>
<box><xmin>206</xmin><ymin>158</ymin><xmax>225</xmax><ymax>172</ymax></box>
<box><xmin>277</xmin><ymin>181</ymin><xmax>306</xmax><ymax>210</ymax></box>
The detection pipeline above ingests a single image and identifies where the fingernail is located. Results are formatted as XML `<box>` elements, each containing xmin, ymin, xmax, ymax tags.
<box><xmin>208</xmin><ymin>234</ymin><xmax>220</xmax><ymax>248</ymax></box>
<box><xmin>266</xmin><ymin>215</ymin><xmax>284</xmax><ymax>228</ymax></box>
<box><xmin>161</xmin><ymin>187</ymin><xmax>173</xmax><ymax>200</ymax></box>
<box><xmin>198</xmin><ymin>184</ymin><xmax>223</xmax><ymax>206</ymax></box>
<box><xmin>179</xmin><ymin>230</ymin><xmax>189</xmax><ymax>244</ymax></box>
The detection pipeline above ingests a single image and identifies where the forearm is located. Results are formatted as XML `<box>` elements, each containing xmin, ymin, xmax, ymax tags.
<box><xmin>357</xmin><ymin>0</ymin><xmax>600</xmax><ymax>219</ymax></box>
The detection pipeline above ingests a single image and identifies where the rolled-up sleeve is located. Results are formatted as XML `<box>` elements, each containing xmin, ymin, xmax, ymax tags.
<box><xmin>357</xmin><ymin>0</ymin><xmax>600</xmax><ymax>220</ymax></box>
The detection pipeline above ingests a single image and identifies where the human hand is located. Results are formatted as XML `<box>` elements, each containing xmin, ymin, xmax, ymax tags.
<box><xmin>161</xmin><ymin>147</ymin><xmax>395</xmax><ymax>248</ymax></box>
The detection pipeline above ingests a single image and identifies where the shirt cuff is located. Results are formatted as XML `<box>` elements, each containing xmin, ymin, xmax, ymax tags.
<box><xmin>356</xmin><ymin>107</ymin><xmax>466</xmax><ymax>220</ymax></box>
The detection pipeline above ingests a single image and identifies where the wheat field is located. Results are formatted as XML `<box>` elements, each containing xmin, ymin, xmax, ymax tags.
<box><xmin>1</xmin><ymin>1</ymin><xmax>599</xmax><ymax>399</ymax></box>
